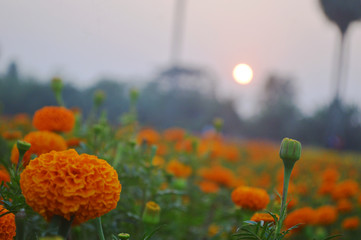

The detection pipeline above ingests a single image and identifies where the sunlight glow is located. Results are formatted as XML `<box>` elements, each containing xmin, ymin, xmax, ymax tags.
<box><xmin>233</xmin><ymin>64</ymin><xmax>253</xmax><ymax>85</ymax></box>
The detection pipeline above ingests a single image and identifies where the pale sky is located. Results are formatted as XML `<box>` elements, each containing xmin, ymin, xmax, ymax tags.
<box><xmin>0</xmin><ymin>0</ymin><xmax>361</xmax><ymax>116</ymax></box>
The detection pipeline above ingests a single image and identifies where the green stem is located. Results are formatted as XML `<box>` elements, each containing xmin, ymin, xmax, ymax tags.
<box><xmin>15</xmin><ymin>152</ymin><xmax>25</xmax><ymax>174</ymax></box>
<box><xmin>15</xmin><ymin>209</ymin><xmax>26</xmax><ymax>240</ymax></box>
<box><xmin>274</xmin><ymin>162</ymin><xmax>294</xmax><ymax>240</ymax></box>
<box><xmin>53</xmin><ymin>215</ymin><xmax>74</xmax><ymax>239</ymax></box>
<box><xmin>96</xmin><ymin>217</ymin><xmax>106</xmax><ymax>240</ymax></box>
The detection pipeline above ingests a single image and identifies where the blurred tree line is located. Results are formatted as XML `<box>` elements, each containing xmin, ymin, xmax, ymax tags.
<box><xmin>1</xmin><ymin>62</ymin><xmax>361</xmax><ymax>151</ymax></box>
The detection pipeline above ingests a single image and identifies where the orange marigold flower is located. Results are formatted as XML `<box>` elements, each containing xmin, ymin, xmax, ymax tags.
<box><xmin>337</xmin><ymin>199</ymin><xmax>353</xmax><ymax>213</ymax></box>
<box><xmin>208</xmin><ymin>224</ymin><xmax>220</xmax><ymax>237</ymax></box>
<box><xmin>152</xmin><ymin>156</ymin><xmax>165</xmax><ymax>168</ymax></box>
<box><xmin>342</xmin><ymin>217</ymin><xmax>360</xmax><ymax>230</ymax></box>
<box><xmin>163</xmin><ymin>127</ymin><xmax>185</xmax><ymax>142</ymax></box>
<box><xmin>231</xmin><ymin>186</ymin><xmax>270</xmax><ymax>211</ymax></box>
<box><xmin>314</xmin><ymin>206</ymin><xmax>338</xmax><ymax>226</ymax></box>
<box><xmin>199</xmin><ymin>181</ymin><xmax>219</xmax><ymax>194</ymax></box>
<box><xmin>0</xmin><ymin>205</ymin><xmax>16</xmax><ymax>240</ymax></box>
<box><xmin>332</xmin><ymin>180</ymin><xmax>359</xmax><ymax>200</ymax></box>
<box><xmin>20</xmin><ymin>149</ymin><xmax>122</xmax><ymax>225</ymax></box>
<box><xmin>13</xmin><ymin>113</ymin><xmax>31</xmax><ymax>126</ymax></box>
<box><xmin>1</xmin><ymin>130</ymin><xmax>22</xmax><ymax>140</ymax></box>
<box><xmin>199</xmin><ymin>165</ymin><xmax>236</xmax><ymax>187</ymax></box>
<box><xmin>285</xmin><ymin>207</ymin><xmax>315</xmax><ymax>231</ymax></box>
<box><xmin>166</xmin><ymin>159</ymin><xmax>192</xmax><ymax>178</ymax></box>
<box><xmin>33</xmin><ymin>106</ymin><xmax>75</xmax><ymax>132</ymax></box>
<box><xmin>11</xmin><ymin>131</ymin><xmax>67</xmax><ymax>167</ymax></box>
<box><xmin>137</xmin><ymin>128</ymin><xmax>160</xmax><ymax>145</ymax></box>
<box><xmin>251</xmin><ymin>212</ymin><xmax>278</xmax><ymax>223</ymax></box>
<box><xmin>0</xmin><ymin>167</ymin><xmax>10</xmax><ymax>184</ymax></box>
<box><xmin>322</xmin><ymin>168</ymin><xmax>340</xmax><ymax>183</ymax></box>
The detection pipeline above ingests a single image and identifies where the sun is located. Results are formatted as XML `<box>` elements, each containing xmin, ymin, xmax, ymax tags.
<box><xmin>233</xmin><ymin>64</ymin><xmax>253</xmax><ymax>85</ymax></box>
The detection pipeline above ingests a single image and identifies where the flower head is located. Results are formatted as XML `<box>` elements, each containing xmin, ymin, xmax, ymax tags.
<box><xmin>20</xmin><ymin>149</ymin><xmax>122</xmax><ymax>225</ymax></box>
<box><xmin>285</xmin><ymin>207</ymin><xmax>315</xmax><ymax>230</ymax></box>
<box><xmin>250</xmin><ymin>212</ymin><xmax>278</xmax><ymax>223</ymax></box>
<box><xmin>33</xmin><ymin>106</ymin><xmax>75</xmax><ymax>132</ymax></box>
<box><xmin>166</xmin><ymin>159</ymin><xmax>192</xmax><ymax>178</ymax></box>
<box><xmin>342</xmin><ymin>217</ymin><xmax>360</xmax><ymax>230</ymax></box>
<box><xmin>231</xmin><ymin>186</ymin><xmax>270</xmax><ymax>211</ymax></box>
<box><xmin>142</xmin><ymin>201</ymin><xmax>161</xmax><ymax>224</ymax></box>
<box><xmin>11</xmin><ymin>131</ymin><xmax>67</xmax><ymax>167</ymax></box>
<box><xmin>0</xmin><ymin>205</ymin><xmax>16</xmax><ymax>240</ymax></box>
<box><xmin>314</xmin><ymin>206</ymin><xmax>338</xmax><ymax>226</ymax></box>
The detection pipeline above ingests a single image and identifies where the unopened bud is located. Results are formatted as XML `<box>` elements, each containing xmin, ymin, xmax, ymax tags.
<box><xmin>118</xmin><ymin>233</ymin><xmax>130</xmax><ymax>240</ymax></box>
<box><xmin>279</xmin><ymin>138</ymin><xmax>301</xmax><ymax>168</ymax></box>
<box><xmin>94</xmin><ymin>90</ymin><xmax>106</xmax><ymax>107</ymax></box>
<box><xmin>213</xmin><ymin>117</ymin><xmax>223</xmax><ymax>132</ymax></box>
<box><xmin>130</xmin><ymin>88</ymin><xmax>139</xmax><ymax>103</ymax></box>
<box><xmin>17</xmin><ymin>140</ymin><xmax>31</xmax><ymax>153</ymax></box>
<box><xmin>51</xmin><ymin>77</ymin><xmax>63</xmax><ymax>94</ymax></box>
<box><xmin>142</xmin><ymin>201</ymin><xmax>161</xmax><ymax>224</ymax></box>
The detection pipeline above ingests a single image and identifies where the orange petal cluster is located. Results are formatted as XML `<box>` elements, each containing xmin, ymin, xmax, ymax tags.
<box><xmin>314</xmin><ymin>206</ymin><xmax>338</xmax><ymax>225</ymax></box>
<box><xmin>11</xmin><ymin>131</ymin><xmax>67</xmax><ymax>167</ymax></box>
<box><xmin>342</xmin><ymin>217</ymin><xmax>360</xmax><ymax>230</ymax></box>
<box><xmin>332</xmin><ymin>180</ymin><xmax>359</xmax><ymax>200</ymax></box>
<box><xmin>166</xmin><ymin>159</ymin><xmax>192</xmax><ymax>178</ymax></box>
<box><xmin>250</xmin><ymin>212</ymin><xmax>278</xmax><ymax>223</ymax></box>
<box><xmin>231</xmin><ymin>186</ymin><xmax>270</xmax><ymax>211</ymax></box>
<box><xmin>163</xmin><ymin>127</ymin><xmax>186</xmax><ymax>142</ymax></box>
<box><xmin>33</xmin><ymin>106</ymin><xmax>75</xmax><ymax>132</ymax></box>
<box><xmin>198</xmin><ymin>181</ymin><xmax>219</xmax><ymax>194</ymax></box>
<box><xmin>199</xmin><ymin>165</ymin><xmax>236</xmax><ymax>187</ymax></box>
<box><xmin>285</xmin><ymin>207</ymin><xmax>315</xmax><ymax>230</ymax></box>
<box><xmin>20</xmin><ymin>149</ymin><xmax>122</xmax><ymax>225</ymax></box>
<box><xmin>0</xmin><ymin>205</ymin><xmax>16</xmax><ymax>240</ymax></box>
<box><xmin>137</xmin><ymin>128</ymin><xmax>160</xmax><ymax>145</ymax></box>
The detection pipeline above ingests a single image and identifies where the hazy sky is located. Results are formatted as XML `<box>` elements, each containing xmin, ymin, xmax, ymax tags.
<box><xmin>1</xmin><ymin>0</ymin><xmax>361</xmax><ymax>116</ymax></box>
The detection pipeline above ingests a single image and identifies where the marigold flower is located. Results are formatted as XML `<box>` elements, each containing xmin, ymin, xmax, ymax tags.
<box><xmin>314</xmin><ymin>206</ymin><xmax>338</xmax><ymax>225</ymax></box>
<box><xmin>208</xmin><ymin>224</ymin><xmax>220</xmax><ymax>237</ymax></box>
<box><xmin>337</xmin><ymin>199</ymin><xmax>353</xmax><ymax>213</ymax></box>
<box><xmin>332</xmin><ymin>180</ymin><xmax>359</xmax><ymax>200</ymax></box>
<box><xmin>142</xmin><ymin>201</ymin><xmax>160</xmax><ymax>224</ymax></box>
<box><xmin>198</xmin><ymin>181</ymin><xmax>219</xmax><ymax>193</ymax></box>
<box><xmin>137</xmin><ymin>128</ymin><xmax>160</xmax><ymax>145</ymax></box>
<box><xmin>285</xmin><ymin>207</ymin><xmax>315</xmax><ymax>230</ymax></box>
<box><xmin>33</xmin><ymin>106</ymin><xmax>75</xmax><ymax>132</ymax></box>
<box><xmin>1</xmin><ymin>130</ymin><xmax>22</xmax><ymax>140</ymax></box>
<box><xmin>342</xmin><ymin>217</ymin><xmax>360</xmax><ymax>230</ymax></box>
<box><xmin>0</xmin><ymin>205</ymin><xmax>16</xmax><ymax>240</ymax></box>
<box><xmin>11</xmin><ymin>131</ymin><xmax>67</xmax><ymax>167</ymax></box>
<box><xmin>199</xmin><ymin>165</ymin><xmax>236</xmax><ymax>187</ymax></box>
<box><xmin>231</xmin><ymin>186</ymin><xmax>270</xmax><ymax>211</ymax></box>
<box><xmin>163</xmin><ymin>127</ymin><xmax>185</xmax><ymax>142</ymax></box>
<box><xmin>166</xmin><ymin>159</ymin><xmax>192</xmax><ymax>178</ymax></box>
<box><xmin>152</xmin><ymin>156</ymin><xmax>165</xmax><ymax>168</ymax></box>
<box><xmin>20</xmin><ymin>149</ymin><xmax>122</xmax><ymax>225</ymax></box>
<box><xmin>251</xmin><ymin>212</ymin><xmax>278</xmax><ymax>223</ymax></box>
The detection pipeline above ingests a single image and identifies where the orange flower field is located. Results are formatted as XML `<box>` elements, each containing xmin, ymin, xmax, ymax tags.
<box><xmin>0</xmin><ymin>92</ymin><xmax>361</xmax><ymax>240</ymax></box>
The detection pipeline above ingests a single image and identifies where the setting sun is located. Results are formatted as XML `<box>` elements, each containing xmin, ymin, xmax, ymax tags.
<box><xmin>233</xmin><ymin>64</ymin><xmax>253</xmax><ymax>85</ymax></box>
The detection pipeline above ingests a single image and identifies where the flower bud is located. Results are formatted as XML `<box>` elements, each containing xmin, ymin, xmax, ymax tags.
<box><xmin>130</xmin><ymin>88</ymin><xmax>139</xmax><ymax>103</ymax></box>
<box><xmin>172</xmin><ymin>178</ymin><xmax>187</xmax><ymax>190</ymax></box>
<box><xmin>213</xmin><ymin>117</ymin><xmax>223</xmax><ymax>132</ymax></box>
<box><xmin>94</xmin><ymin>90</ymin><xmax>106</xmax><ymax>107</ymax></box>
<box><xmin>118</xmin><ymin>233</ymin><xmax>130</xmax><ymax>240</ymax></box>
<box><xmin>142</xmin><ymin>201</ymin><xmax>161</xmax><ymax>224</ymax></box>
<box><xmin>17</xmin><ymin>140</ymin><xmax>31</xmax><ymax>154</ymax></box>
<box><xmin>279</xmin><ymin>138</ymin><xmax>301</xmax><ymax>164</ymax></box>
<box><xmin>51</xmin><ymin>77</ymin><xmax>63</xmax><ymax>94</ymax></box>
<box><xmin>39</xmin><ymin>236</ymin><xmax>64</xmax><ymax>240</ymax></box>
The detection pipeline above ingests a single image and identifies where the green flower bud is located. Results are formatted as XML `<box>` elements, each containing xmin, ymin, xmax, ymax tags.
<box><xmin>279</xmin><ymin>138</ymin><xmax>301</xmax><ymax>168</ymax></box>
<box><xmin>94</xmin><ymin>90</ymin><xmax>106</xmax><ymax>107</ymax></box>
<box><xmin>17</xmin><ymin>140</ymin><xmax>31</xmax><ymax>153</ymax></box>
<box><xmin>142</xmin><ymin>201</ymin><xmax>161</xmax><ymax>225</ymax></box>
<box><xmin>130</xmin><ymin>88</ymin><xmax>139</xmax><ymax>103</ymax></box>
<box><xmin>93</xmin><ymin>124</ymin><xmax>104</xmax><ymax>135</ymax></box>
<box><xmin>213</xmin><ymin>117</ymin><xmax>224</xmax><ymax>132</ymax></box>
<box><xmin>118</xmin><ymin>233</ymin><xmax>130</xmax><ymax>240</ymax></box>
<box><xmin>172</xmin><ymin>178</ymin><xmax>187</xmax><ymax>190</ymax></box>
<box><xmin>51</xmin><ymin>77</ymin><xmax>63</xmax><ymax>94</ymax></box>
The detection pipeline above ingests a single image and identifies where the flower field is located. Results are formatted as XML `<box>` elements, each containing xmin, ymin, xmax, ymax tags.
<box><xmin>1</xmin><ymin>86</ymin><xmax>361</xmax><ymax>240</ymax></box>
